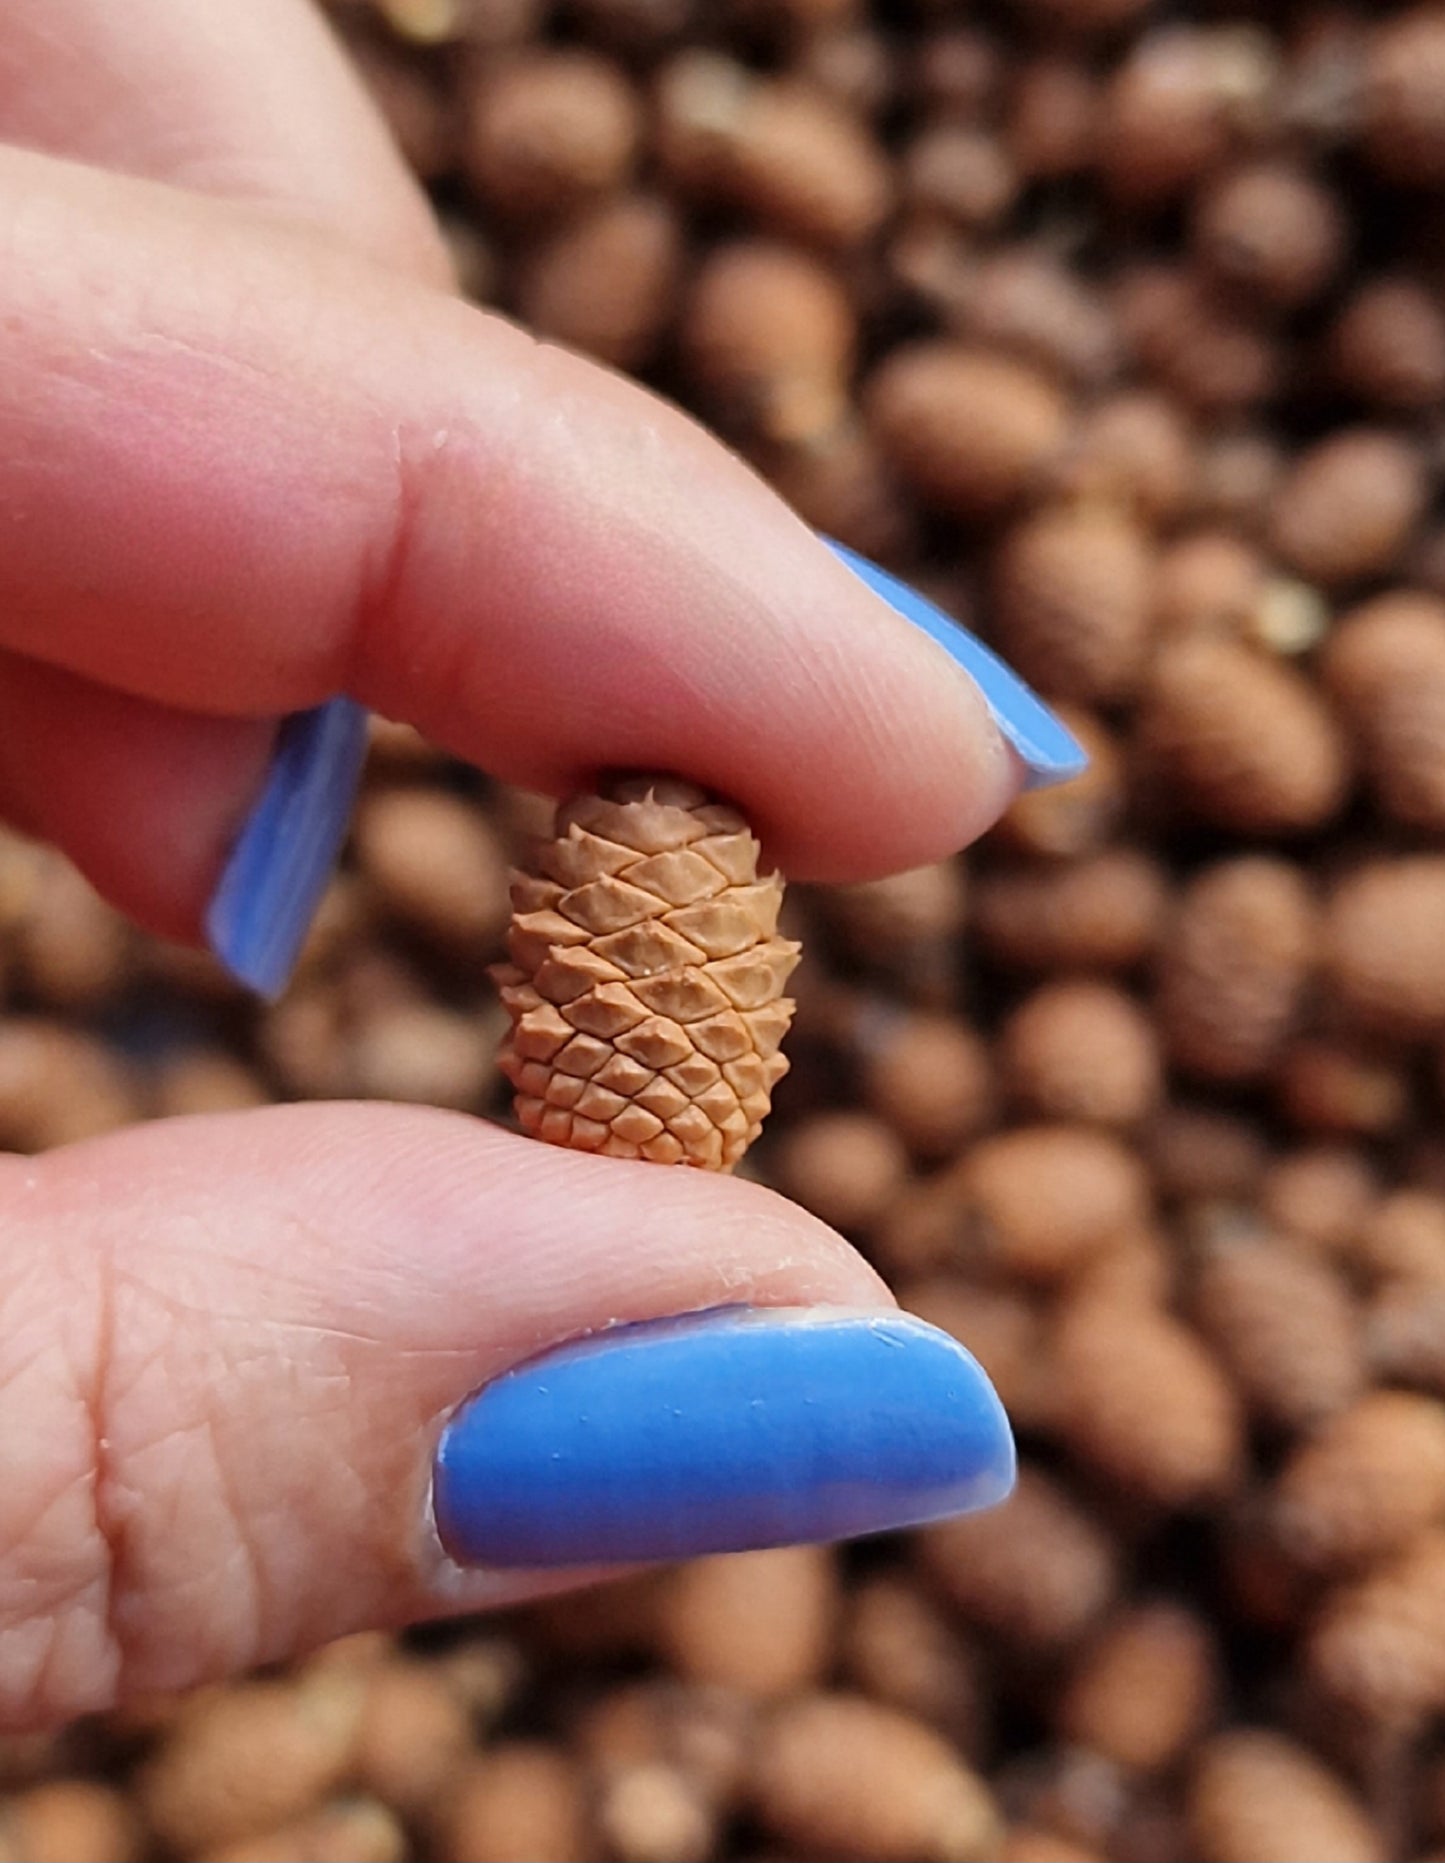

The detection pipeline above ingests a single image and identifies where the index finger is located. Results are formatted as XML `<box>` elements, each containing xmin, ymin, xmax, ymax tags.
<box><xmin>0</xmin><ymin>149</ymin><xmax>1079</xmax><ymax>964</ymax></box>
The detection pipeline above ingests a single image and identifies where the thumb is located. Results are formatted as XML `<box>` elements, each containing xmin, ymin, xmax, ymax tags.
<box><xmin>5</xmin><ymin>1102</ymin><xmax>1012</xmax><ymax>1729</ymax></box>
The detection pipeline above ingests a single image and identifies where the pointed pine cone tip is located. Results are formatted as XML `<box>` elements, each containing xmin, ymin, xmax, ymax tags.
<box><xmin>492</xmin><ymin>777</ymin><xmax>797</xmax><ymax>1170</ymax></box>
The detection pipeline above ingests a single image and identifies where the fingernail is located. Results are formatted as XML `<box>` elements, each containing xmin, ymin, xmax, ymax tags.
<box><xmin>205</xmin><ymin>697</ymin><xmax>370</xmax><ymax>999</ymax></box>
<box><xmin>434</xmin><ymin>1306</ymin><xmax>1015</xmax><ymax>1568</ymax></box>
<box><xmin>823</xmin><ymin>536</ymin><xmax>1088</xmax><ymax>789</ymax></box>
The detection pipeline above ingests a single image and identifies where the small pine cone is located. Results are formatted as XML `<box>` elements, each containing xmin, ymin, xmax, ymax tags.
<box><xmin>988</xmin><ymin>503</ymin><xmax>1155</xmax><ymax>704</ymax></box>
<box><xmin>865</xmin><ymin>344</ymin><xmax>1072</xmax><ymax>521</ymax></box>
<box><xmin>352</xmin><ymin>1659</ymin><xmax>472</xmax><ymax>1820</ymax></box>
<box><xmin>1307</xmin><ymin>1527</ymin><xmax>1445</xmax><ymax>1728</ymax></box>
<box><xmin>948</xmin><ymin>1124</ymin><xmax>1152</xmax><ymax>1283</ymax></box>
<box><xmin>1113</xmin><ymin>263</ymin><xmax>1278</xmax><ymax>416</ymax></box>
<box><xmin>848</xmin><ymin>1004</ymin><xmax>994</xmax><ymax>1159</ymax></box>
<box><xmin>1191</xmin><ymin>1231</ymin><xmax>1363</xmax><ymax>1432</ymax></box>
<box><xmin>1048</xmin><ymin>1294</ymin><xmax>1244</xmax><ymax>1507</ymax></box>
<box><xmin>595</xmin><ymin>1760</ymin><xmax>715</xmax><ymax>1863</ymax></box>
<box><xmin>656</xmin><ymin>54</ymin><xmax>891</xmax><ymax>248</ymax></box>
<box><xmin>1145</xmin><ymin>1102</ymin><xmax>1269</xmax><ymax>1203</ymax></box>
<box><xmin>1186</xmin><ymin>1730</ymin><xmax>1386</xmax><ymax>1863</ymax></box>
<box><xmin>841</xmin><ymin>1575</ymin><xmax>987</xmax><ymax>1746</ymax></box>
<box><xmin>1191</xmin><ymin>160</ymin><xmax>1347</xmax><ymax>311</ymax></box>
<box><xmin>1007</xmin><ymin>54</ymin><xmax>1100</xmax><ymax>183</ymax></box>
<box><xmin>961</xmin><ymin>249</ymin><xmax>1120</xmax><ymax>388</ymax></box>
<box><xmin>1365</xmin><ymin>1280</ymin><xmax>1445</xmax><ymax>1394</ymax></box>
<box><xmin>138</xmin><ymin>1674</ymin><xmax>365</xmax><ymax>1857</ymax></box>
<box><xmin>1268</xmin><ymin>429</ymin><xmax>1427</xmax><ymax>587</ymax></box>
<box><xmin>1320</xmin><ymin>592</ymin><xmax>1445</xmax><ymax>833</ymax></box>
<box><xmin>680</xmin><ymin>239</ymin><xmax>856</xmax><ymax>445</ymax></box>
<box><xmin>1153</xmin><ymin>530</ymin><xmax>1265</xmax><ymax>640</ymax></box>
<box><xmin>1276</xmin><ymin>1037</ymin><xmax>1409</xmax><ymax>1140</ymax></box>
<box><xmin>1097</xmin><ymin>27</ymin><xmax>1277</xmax><ymax>210</ymax></box>
<box><xmin>1355</xmin><ymin>1190</ymin><xmax>1445</xmax><ymax>1286</ymax></box>
<box><xmin>912</xmin><ymin>26</ymin><xmax>1001</xmax><ymax>117</ymax></box>
<box><xmin>0</xmin><ymin>1019</ymin><xmax>140</xmax><ymax>1152</ymax></box>
<box><xmin>492</xmin><ymin>778</ymin><xmax>799</xmax><ymax>1170</ymax></box>
<box><xmin>1140</xmin><ymin>637</ymin><xmax>1349</xmax><ymax>834</ymax></box>
<box><xmin>577</xmin><ymin>1678</ymin><xmax>754</xmax><ymax>1811</ymax></box>
<box><xmin>354</xmin><ymin>788</ymin><xmax>508</xmax><ymax>951</ymax></box>
<box><xmin>432</xmin><ymin>1745</ymin><xmax>594</xmax><ymax>1863</ymax></box>
<box><xmin>770</xmin><ymin>1111</ymin><xmax>908</xmax><ymax>1233</ymax></box>
<box><xmin>1361</xmin><ymin>6</ymin><xmax>1445</xmax><ymax>187</ymax></box>
<box><xmin>916</xmin><ymin>1467</ymin><xmax>1120</xmax><ymax>1652</ymax></box>
<box><xmin>999</xmin><ymin>980</ymin><xmax>1162</xmax><ymax>1128</ymax></box>
<box><xmin>1155</xmin><ymin>858</ymin><xmax>1318</xmax><ymax>1082</ymax></box>
<box><xmin>1058</xmin><ymin>1601</ymin><xmax>1220</xmax><ymax>1773</ymax></box>
<box><xmin>198</xmin><ymin>1800</ymin><xmax>405</xmax><ymax>1863</ymax></box>
<box><xmin>463</xmin><ymin>51</ymin><xmax>640</xmax><ymax>219</ymax></box>
<box><xmin>1259</xmin><ymin>1145</ymin><xmax>1380</xmax><ymax>1255</ymax></box>
<box><xmin>1051</xmin><ymin>390</ymin><xmax>1197</xmax><ymax>527</ymax></box>
<box><xmin>902</xmin><ymin>125</ymin><xmax>1017</xmax><ymax>232</ymax></box>
<box><xmin>821</xmin><ymin>859</ymin><xmax>966</xmax><ymax>959</ymax></box>
<box><xmin>973</xmin><ymin>849</ymin><xmax>1168</xmax><ymax>975</ymax></box>
<box><xmin>653</xmin><ymin>1546</ymin><xmax>837</xmax><ymax>1699</ymax></box>
<box><xmin>1195</xmin><ymin>427</ymin><xmax>1285</xmax><ymax>533</ymax></box>
<box><xmin>1270</xmin><ymin>1391</ymin><xmax>1445</xmax><ymax>1574</ymax></box>
<box><xmin>797</xmin><ymin>28</ymin><xmax>894</xmax><ymax>119</ymax></box>
<box><xmin>1323</xmin><ymin>857</ymin><xmax>1445</xmax><ymax>1039</ymax></box>
<box><xmin>1325</xmin><ymin>277</ymin><xmax>1445</xmax><ymax>412</ymax></box>
<box><xmin>749</xmin><ymin>1693</ymin><xmax>1002</xmax><ymax>1863</ymax></box>
<box><xmin>0</xmin><ymin>1781</ymin><xmax>143</xmax><ymax>1863</ymax></box>
<box><xmin>516</xmin><ymin>194</ymin><xmax>683</xmax><ymax>374</ymax></box>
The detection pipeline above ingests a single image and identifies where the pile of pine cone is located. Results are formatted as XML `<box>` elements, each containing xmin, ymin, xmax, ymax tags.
<box><xmin>3</xmin><ymin>0</ymin><xmax>1445</xmax><ymax>1856</ymax></box>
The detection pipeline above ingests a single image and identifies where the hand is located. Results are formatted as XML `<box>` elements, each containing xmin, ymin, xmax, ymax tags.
<box><xmin>0</xmin><ymin>0</ymin><xmax>1081</xmax><ymax>1728</ymax></box>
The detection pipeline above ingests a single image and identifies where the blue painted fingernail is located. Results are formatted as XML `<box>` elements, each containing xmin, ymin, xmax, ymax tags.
<box><xmin>205</xmin><ymin>697</ymin><xmax>370</xmax><ymax>999</ymax></box>
<box><xmin>823</xmin><ymin>536</ymin><xmax>1088</xmax><ymax>789</ymax></box>
<box><xmin>434</xmin><ymin>1306</ymin><xmax>1015</xmax><ymax>1568</ymax></box>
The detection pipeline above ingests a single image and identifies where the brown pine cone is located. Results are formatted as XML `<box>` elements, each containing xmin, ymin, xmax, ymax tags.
<box><xmin>1140</xmin><ymin>637</ymin><xmax>1349</xmax><ymax>835</ymax></box>
<box><xmin>1307</xmin><ymin>1526</ymin><xmax>1445</xmax><ymax>1728</ymax></box>
<box><xmin>1361</xmin><ymin>6</ymin><xmax>1445</xmax><ymax>188</ymax></box>
<box><xmin>916</xmin><ymin>1467</ymin><xmax>1120</xmax><ymax>1652</ymax></box>
<box><xmin>1268</xmin><ymin>428</ymin><xmax>1427</xmax><ymax>587</ymax></box>
<box><xmin>749</xmin><ymin>1693</ymin><xmax>1002</xmax><ymax>1863</ymax></box>
<box><xmin>1191</xmin><ymin>159</ymin><xmax>1347</xmax><ymax>312</ymax></box>
<box><xmin>1186</xmin><ymin>1730</ymin><xmax>1386</xmax><ymax>1863</ymax></box>
<box><xmin>1320</xmin><ymin>591</ymin><xmax>1445</xmax><ymax>833</ymax></box>
<box><xmin>1058</xmin><ymin>1601</ymin><xmax>1220</xmax><ymax>1774</ymax></box>
<box><xmin>1323</xmin><ymin>856</ymin><xmax>1445</xmax><ymax>1039</ymax></box>
<box><xmin>1325</xmin><ymin>277</ymin><xmax>1445</xmax><ymax>413</ymax></box>
<box><xmin>491</xmin><ymin>778</ymin><xmax>799</xmax><ymax>1170</ymax></box>
<box><xmin>1048</xmin><ymin>1293</ymin><xmax>1245</xmax><ymax>1508</ymax></box>
<box><xmin>1190</xmin><ymin>1232</ymin><xmax>1364</xmax><ymax>1433</ymax></box>
<box><xmin>1155</xmin><ymin>857</ymin><xmax>1318</xmax><ymax>1083</ymax></box>
<box><xmin>988</xmin><ymin>502</ymin><xmax>1155</xmax><ymax>704</ymax></box>
<box><xmin>1269</xmin><ymin>1390</ymin><xmax>1445</xmax><ymax>1574</ymax></box>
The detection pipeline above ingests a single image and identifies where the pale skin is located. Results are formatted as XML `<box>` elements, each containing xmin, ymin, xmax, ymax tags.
<box><xmin>0</xmin><ymin>0</ymin><xmax>1023</xmax><ymax>1727</ymax></box>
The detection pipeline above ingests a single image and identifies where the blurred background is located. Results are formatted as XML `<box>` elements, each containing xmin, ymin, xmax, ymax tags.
<box><xmin>3</xmin><ymin>0</ymin><xmax>1445</xmax><ymax>1856</ymax></box>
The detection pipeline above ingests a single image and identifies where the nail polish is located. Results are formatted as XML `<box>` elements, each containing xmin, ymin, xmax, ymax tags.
<box><xmin>823</xmin><ymin>537</ymin><xmax>1088</xmax><ymax>788</ymax></box>
<box><xmin>205</xmin><ymin>696</ymin><xmax>370</xmax><ymax>999</ymax></box>
<box><xmin>434</xmin><ymin>1306</ymin><xmax>1015</xmax><ymax>1568</ymax></box>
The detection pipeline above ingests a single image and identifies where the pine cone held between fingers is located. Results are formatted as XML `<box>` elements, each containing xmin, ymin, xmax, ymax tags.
<box><xmin>492</xmin><ymin>777</ymin><xmax>800</xmax><ymax>1170</ymax></box>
